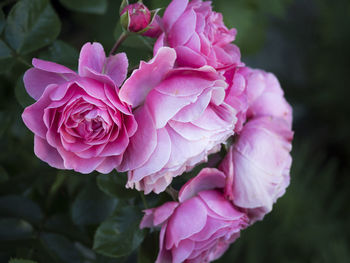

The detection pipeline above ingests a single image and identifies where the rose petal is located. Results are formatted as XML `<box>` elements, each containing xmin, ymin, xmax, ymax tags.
<box><xmin>105</xmin><ymin>52</ymin><xmax>128</xmax><ymax>88</ymax></box>
<box><xmin>166</xmin><ymin>196</ymin><xmax>207</xmax><ymax>249</ymax></box>
<box><xmin>178</xmin><ymin>168</ymin><xmax>226</xmax><ymax>202</ymax></box>
<box><xmin>34</xmin><ymin>136</ymin><xmax>65</xmax><ymax>169</ymax></box>
<box><xmin>78</xmin><ymin>42</ymin><xmax>106</xmax><ymax>76</ymax></box>
<box><xmin>130</xmin><ymin>127</ymin><xmax>171</xmax><ymax>181</ymax></box>
<box><xmin>119</xmin><ymin>105</ymin><xmax>157</xmax><ymax>171</ymax></box>
<box><xmin>119</xmin><ymin>47</ymin><xmax>176</xmax><ymax>107</ymax></box>
<box><xmin>163</xmin><ymin>0</ymin><xmax>189</xmax><ymax>31</ymax></box>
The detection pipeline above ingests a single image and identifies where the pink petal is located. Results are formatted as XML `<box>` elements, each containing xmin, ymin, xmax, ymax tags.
<box><xmin>176</xmin><ymin>45</ymin><xmax>207</xmax><ymax>67</ymax></box>
<box><xmin>153</xmin><ymin>202</ymin><xmax>179</xmax><ymax>226</ymax></box>
<box><xmin>56</xmin><ymin>147</ymin><xmax>104</xmax><ymax>174</ymax></box>
<box><xmin>163</xmin><ymin>0</ymin><xmax>188</xmax><ymax>31</ymax></box>
<box><xmin>78</xmin><ymin>42</ymin><xmax>106</xmax><ymax>76</ymax></box>
<box><xmin>22</xmin><ymin>84</ymin><xmax>58</xmax><ymax>138</ymax></box>
<box><xmin>172</xmin><ymin>239</ymin><xmax>195</xmax><ymax>263</ymax></box>
<box><xmin>198</xmin><ymin>190</ymin><xmax>244</xmax><ymax>220</ymax></box>
<box><xmin>147</xmin><ymin>90</ymin><xmax>195</xmax><ymax>128</ymax></box>
<box><xmin>165</xmin><ymin>125</ymin><xmax>207</xmax><ymax>168</ymax></box>
<box><xmin>99</xmin><ymin>125</ymin><xmax>129</xmax><ymax>156</ymax></box>
<box><xmin>171</xmin><ymin>89</ymin><xmax>211</xmax><ymax>122</ymax></box>
<box><xmin>119</xmin><ymin>47</ymin><xmax>176</xmax><ymax>107</ymax></box>
<box><xmin>155</xmin><ymin>223</ymin><xmax>172</xmax><ymax>263</ymax></box>
<box><xmin>130</xmin><ymin>127</ymin><xmax>171</xmax><ymax>181</ymax></box>
<box><xmin>191</xmin><ymin>105</ymin><xmax>235</xmax><ymax>131</ymax></box>
<box><xmin>105</xmin><ymin>52</ymin><xmax>128</xmax><ymax>88</ymax></box>
<box><xmin>32</xmin><ymin>58</ymin><xmax>76</xmax><ymax>74</ymax></box>
<box><xmin>34</xmin><ymin>136</ymin><xmax>65</xmax><ymax>169</ymax></box>
<box><xmin>179</xmin><ymin>168</ymin><xmax>226</xmax><ymax>202</ymax></box>
<box><xmin>167</xmin><ymin>9</ymin><xmax>196</xmax><ymax>46</ymax></box>
<box><xmin>154</xmin><ymin>66</ymin><xmax>217</xmax><ymax>97</ymax></box>
<box><xmin>23</xmin><ymin>68</ymin><xmax>75</xmax><ymax>100</ymax></box>
<box><xmin>118</xmin><ymin>106</ymin><xmax>157</xmax><ymax>171</ymax></box>
<box><xmin>189</xmin><ymin>217</ymin><xmax>232</xmax><ymax>242</ymax></box>
<box><xmin>96</xmin><ymin>155</ymin><xmax>123</xmax><ymax>174</ymax></box>
<box><xmin>166</xmin><ymin>196</ymin><xmax>207</xmax><ymax>249</ymax></box>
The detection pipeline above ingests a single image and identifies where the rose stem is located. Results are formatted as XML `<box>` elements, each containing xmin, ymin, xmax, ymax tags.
<box><xmin>109</xmin><ymin>32</ymin><xmax>128</xmax><ymax>56</ymax></box>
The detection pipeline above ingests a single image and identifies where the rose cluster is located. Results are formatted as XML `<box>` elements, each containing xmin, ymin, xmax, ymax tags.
<box><xmin>21</xmin><ymin>0</ymin><xmax>293</xmax><ymax>262</ymax></box>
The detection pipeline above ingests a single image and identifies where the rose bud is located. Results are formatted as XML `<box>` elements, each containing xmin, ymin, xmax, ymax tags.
<box><xmin>120</xmin><ymin>2</ymin><xmax>152</xmax><ymax>33</ymax></box>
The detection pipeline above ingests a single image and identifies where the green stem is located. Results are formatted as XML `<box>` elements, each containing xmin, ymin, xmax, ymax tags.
<box><xmin>109</xmin><ymin>32</ymin><xmax>128</xmax><ymax>56</ymax></box>
<box><xmin>16</xmin><ymin>56</ymin><xmax>31</xmax><ymax>68</ymax></box>
<box><xmin>165</xmin><ymin>186</ymin><xmax>178</xmax><ymax>201</ymax></box>
<box><xmin>45</xmin><ymin>172</ymin><xmax>67</xmax><ymax>211</ymax></box>
<box><xmin>139</xmin><ymin>192</ymin><xmax>148</xmax><ymax>209</ymax></box>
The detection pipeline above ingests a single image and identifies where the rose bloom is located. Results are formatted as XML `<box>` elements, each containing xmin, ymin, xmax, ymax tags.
<box><xmin>154</xmin><ymin>0</ymin><xmax>241</xmax><ymax>69</ymax></box>
<box><xmin>22</xmin><ymin>42</ymin><xmax>137</xmax><ymax>174</ymax></box>
<box><xmin>219</xmin><ymin>116</ymin><xmax>293</xmax><ymax>223</ymax></box>
<box><xmin>119</xmin><ymin>47</ymin><xmax>237</xmax><ymax>194</ymax></box>
<box><xmin>140</xmin><ymin>168</ymin><xmax>248</xmax><ymax>263</ymax></box>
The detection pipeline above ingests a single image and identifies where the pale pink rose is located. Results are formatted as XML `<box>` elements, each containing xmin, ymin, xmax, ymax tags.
<box><xmin>219</xmin><ymin>116</ymin><xmax>293</xmax><ymax>223</ymax></box>
<box><xmin>22</xmin><ymin>42</ymin><xmax>137</xmax><ymax>174</ymax></box>
<box><xmin>240</xmin><ymin>67</ymin><xmax>293</xmax><ymax>128</ymax></box>
<box><xmin>154</xmin><ymin>0</ymin><xmax>241</xmax><ymax>69</ymax></box>
<box><xmin>119</xmin><ymin>47</ymin><xmax>237</xmax><ymax>194</ymax></box>
<box><xmin>140</xmin><ymin>168</ymin><xmax>248</xmax><ymax>263</ymax></box>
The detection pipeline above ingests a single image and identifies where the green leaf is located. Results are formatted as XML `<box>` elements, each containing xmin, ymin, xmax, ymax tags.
<box><xmin>40</xmin><ymin>233</ymin><xmax>84</xmax><ymax>263</ymax></box>
<box><xmin>39</xmin><ymin>40</ymin><xmax>79</xmax><ymax>69</ymax></box>
<box><xmin>97</xmin><ymin>173</ymin><xmax>138</xmax><ymax>199</ymax></box>
<box><xmin>9</xmin><ymin>258</ymin><xmax>38</xmax><ymax>263</ymax></box>
<box><xmin>0</xmin><ymin>218</ymin><xmax>34</xmax><ymax>241</ymax></box>
<box><xmin>0</xmin><ymin>40</ymin><xmax>14</xmax><ymax>73</ymax></box>
<box><xmin>0</xmin><ymin>9</ymin><xmax>5</xmax><ymax>34</ymax></box>
<box><xmin>0</xmin><ymin>195</ymin><xmax>43</xmax><ymax>224</ymax></box>
<box><xmin>72</xmin><ymin>182</ymin><xmax>118</xmax><ymax>226</ymax></box>
<box><xmin>59</xmin><ymin>0</ymin><xmax>108</xmax><ymax>15</ymax></box>
<box><xmin>0</xmin><ymin>166</ymin><xmax>9</xmax><ymax>183</ymax></box>
<box><xmin>93</xmin><ymin>206</ymin><xmax>146</xmax><ymax>258</ymax></box>
<box><xmin>15</xmin><ymin>76</ymin><xmax>35</xmax><ymax>108</ymax></box>
<box><xmin>5</xmin><ymin>0</ymin><xmax>61</xmax><ymax>55</ymax></box>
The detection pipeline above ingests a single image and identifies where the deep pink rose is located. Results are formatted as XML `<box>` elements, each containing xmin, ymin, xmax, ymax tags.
<box><xmin>241</xmin><ymin>67</ymin><xmax>293</xmax><ymax>128</ymax></box>
<box><xmin>154</xmin><ymin>0</ymin><xmax>241</xmax><ymax>69</ymax></box>
<box><xmin>22</xmin><ymin>42</ymin><xmax>137</xmax><ymax>174</ymax></box>
<box><xmin>140</xmin><ymin>168</ymin><xmax>248</xmax><ymax>263</ymax></box>
<box><xmin>119</xmin><ymin>47</ymin><xmax>237</xmax><ymax>194</ymax></box>
<box><xmin>219</xmin><ymin>116</ymin><xmax>293</xmax><ymax>223</ymax></box>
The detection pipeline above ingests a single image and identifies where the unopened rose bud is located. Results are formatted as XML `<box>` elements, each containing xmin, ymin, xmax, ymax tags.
<box><xmin>120</xmin><ymin>3</ymin><xmax>151</xmax><ymax>33</ymax></box>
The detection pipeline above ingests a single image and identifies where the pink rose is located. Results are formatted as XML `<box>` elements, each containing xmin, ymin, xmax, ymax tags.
<box><xmin>22</xmin><ymin>42</ymin><xmax>137</xmax><ymax>174</ymax></box>
<box><xmin>119</xmin><ymin>47</ymin><xmax>237</xmax><ymax>194</ymax></box>
<box><xmin>140</xmin><ymin>168</ymin><xmax>248</xmax><ymax>263</ymax></box>
<box><xmin>241</xmin><ymin>67</ymin><xmax>293</xmax><ymax>127</ymax></box>
<box><xmin>154</xmin><ymin>0</ymin><xmax>241</xmax><ymax>69</ymax></box>
<box><xmin>219</xmin><ymin>116</ymin><xmax>293</xmax><ymax>223</ymax></box>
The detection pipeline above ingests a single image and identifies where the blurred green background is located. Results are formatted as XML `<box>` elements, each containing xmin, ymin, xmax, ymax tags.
<box><xmin>0</xmin><ymin>0</ymin><xmax>349</xmax><ymax>262</ymax></box>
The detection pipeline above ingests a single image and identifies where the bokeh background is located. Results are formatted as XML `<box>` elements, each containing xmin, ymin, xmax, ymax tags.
<box><xmin>0</xmin><ymin>0</ymin><xmax>349</xmax><ymax>262</ymax></box>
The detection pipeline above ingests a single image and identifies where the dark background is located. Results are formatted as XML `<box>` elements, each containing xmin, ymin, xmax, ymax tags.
<box><xmin>0</xmin><ymin>0</ymin><xmax>349</xmax><ymax>262</ymax></box>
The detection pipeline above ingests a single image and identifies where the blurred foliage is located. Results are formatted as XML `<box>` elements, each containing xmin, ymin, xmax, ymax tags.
<box><xmin>0</xmin><ymin>0</ymin><xmax>349</xmax><ymax>262</ymax></box>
